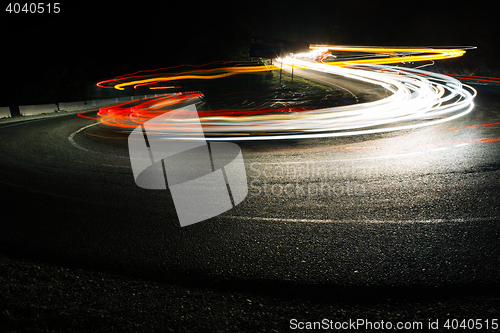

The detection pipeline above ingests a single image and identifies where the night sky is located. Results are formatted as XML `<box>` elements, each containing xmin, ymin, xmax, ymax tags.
<box><xmin>2</xmin><ymin>1</ymin><xmax>498</xmax><ymax>105</ymax></box>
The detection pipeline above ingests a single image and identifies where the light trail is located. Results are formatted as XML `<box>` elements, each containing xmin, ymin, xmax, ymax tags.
<box><xmin>96</xmin><ymin>60</ymin><xmax>274</xmax><ymax>91</ymax></box>
<box><xmin>307</xmin><ymin>45</ymin><xmax>470</xmax><ymax>66</ymax></box>
<box><xmin>96</xmin><ymin>92</ymin><xmax>203</xmax><ymax>128</ymax></box>
<box><xmin>93</xmin><ymin>46</ymin><xmax>482</xmax><ymax>141</ymax></box>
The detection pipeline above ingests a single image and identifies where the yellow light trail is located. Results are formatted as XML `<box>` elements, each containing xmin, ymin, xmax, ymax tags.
<box><xmin>98</xmin><ymin>46</ymin><xmax>473</xmax><ymax>91</ymax></box>
<box><xmin>308</xmin><ymin>45</ymin><xmax>467</xmax><ymax>66</ymax></box>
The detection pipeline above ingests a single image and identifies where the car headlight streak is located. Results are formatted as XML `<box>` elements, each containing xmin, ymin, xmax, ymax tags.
<box><xmin>96</xmin><ymin>46</ymin><xmax>477</xmax><ymax>141</ymax></box>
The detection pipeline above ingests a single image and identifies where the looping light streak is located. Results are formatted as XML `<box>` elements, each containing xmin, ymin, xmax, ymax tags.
<box><xmin>95</xmin><ymin>46</ymin><xmax>480</xmax><ymax>141</ymax></box>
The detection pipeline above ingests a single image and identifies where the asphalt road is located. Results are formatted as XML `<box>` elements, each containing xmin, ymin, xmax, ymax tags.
<box><xmin>281</xmin><ymin>62</ymin><xmax>393</xmax><ymax>104</ymax></box>
<box><xmin>1</xmin><ymin>70</ymin><xmax>500</xmax><ymax>330</ymax></box>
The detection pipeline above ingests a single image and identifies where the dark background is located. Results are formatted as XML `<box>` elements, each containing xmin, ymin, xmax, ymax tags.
<box><xmin>2</xmin><ymin>1</ymin><xmax>498</xmax><ymax>105</ymax></box>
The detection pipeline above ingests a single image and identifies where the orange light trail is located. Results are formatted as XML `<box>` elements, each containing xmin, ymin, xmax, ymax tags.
<box><xmin>448</xmin><ymin>122</ymin><xmax>500</xmax><ymax>130</ymax></box>
<box><xmin>97</xmin><ymin>61</ymin><xmax>275</xmax><ymax>91</ymax></box>
<box><xmin>148</xmin><ymin>86</ymin><xmax>182</xmax><ymax>90</ymax></box>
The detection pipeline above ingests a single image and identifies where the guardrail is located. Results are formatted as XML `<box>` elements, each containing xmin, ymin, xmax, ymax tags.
<box><xmin>0</xmin><ymin>107</ymin><xmax>10</xmax><ymax>119</ymax></box>
<box><xmin>19</xmin><ymin>103</ymin><xmax>58</xmax><ymax>117</ymax></box>
<box><xmin>0</xmin><ymin>95</ymin><xmax>162</xmax><ymax>119</ymax></box>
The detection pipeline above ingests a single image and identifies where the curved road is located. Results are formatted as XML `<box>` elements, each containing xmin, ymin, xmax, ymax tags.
<box><xmin>1</xmin><ymin>73</ymin><xmax>499</xmax><ymax>293</ymax></box>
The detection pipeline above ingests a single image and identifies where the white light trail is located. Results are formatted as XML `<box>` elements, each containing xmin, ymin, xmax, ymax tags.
<box><xmin>170</xmin><ymin>56</ymin><xmax>476</xmax><ymax>141</ymax></box>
